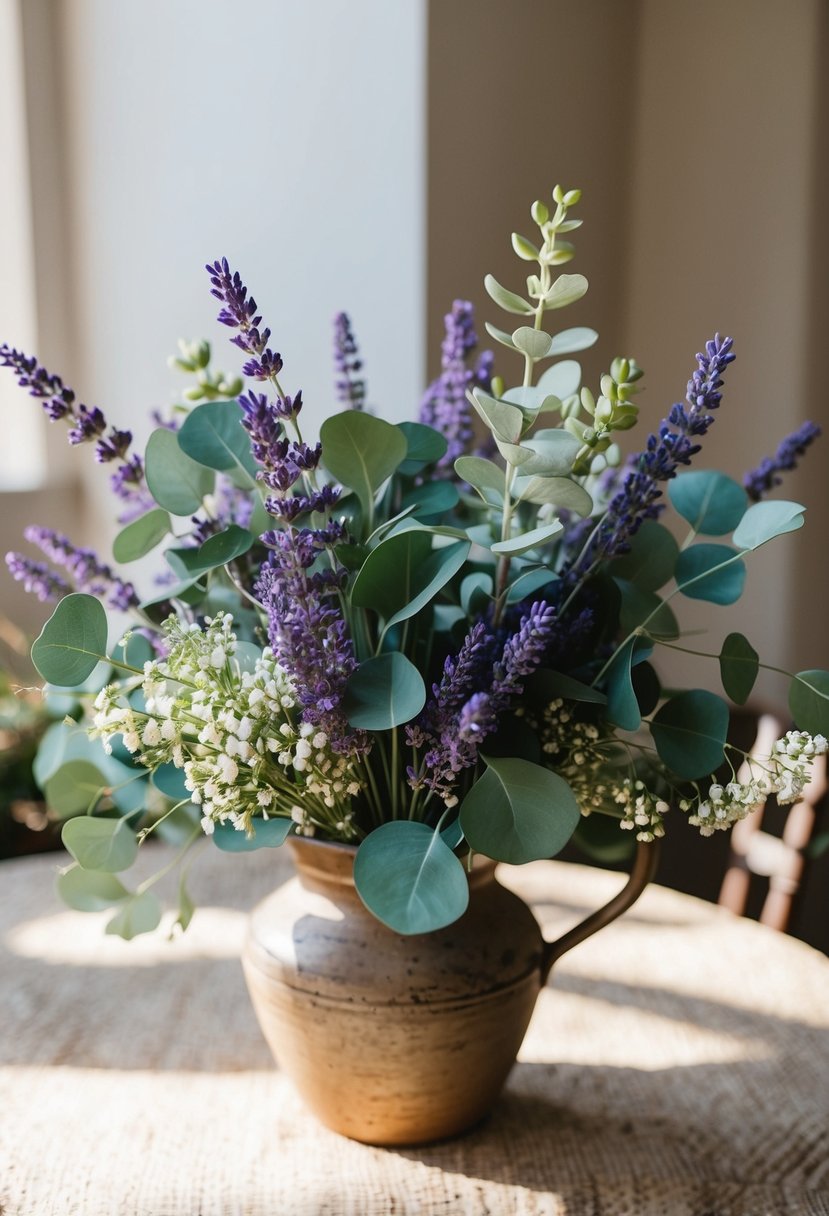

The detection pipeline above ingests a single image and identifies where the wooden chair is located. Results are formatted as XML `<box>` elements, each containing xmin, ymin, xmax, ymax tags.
<box><xmin>718</xmin><ymin>712</ymin><xmax>828</xmax><ymax>932</ymax></box>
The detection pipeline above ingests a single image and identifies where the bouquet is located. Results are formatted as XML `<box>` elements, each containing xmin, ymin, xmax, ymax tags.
<box><xmin>4</xmin><ymin>183</ymin><xmax>827</xmax><ymax>939</ymax></box>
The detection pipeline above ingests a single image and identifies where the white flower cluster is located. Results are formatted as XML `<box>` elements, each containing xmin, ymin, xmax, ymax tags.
<box><xmin>684</xmin><ymin>730</ymin><xmax>828</xmax><ymax>837</ymax></box>
<box><xmin>92</xmin><ymin>613</ymin><xmax>362</xmax><ymax>842</ymax></box>
<box><xmin>615</xmin><ymin>780</ymin><xmax>669</xmax><ymax>842</ymax></box>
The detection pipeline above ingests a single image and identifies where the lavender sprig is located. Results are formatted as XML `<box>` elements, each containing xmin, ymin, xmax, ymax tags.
<box><xmin>333</xmin><ymin>313</ymin><xmax>366</xmax><ymax>410</ymax></box>
<box><xmin>21</xmin><ymin>526</ymin><xmax>139</xmax><ymax>611</ymax></box>
<box><xmin>419</xmin><ymin>301</ymin><xmax>493</xmax><ymax>471</ymax></box>
<box><xmin>743</xmin><ymin>421</ymin><xmax>821</xmax><ymax>501</ymax></box>
<box><xmin>567</xmin><ymin>334</ymin><xmax>735</xmax><ymax>582</ymax></box>
<box><xmin>5</xmin><ymin>553</ymin><xmax>71</xmax><ymax>603</ymax></box>
<box><xmin>0</xmin><ymin>344</ymin><xmax>150</xmax><ymax>514</ymax></box>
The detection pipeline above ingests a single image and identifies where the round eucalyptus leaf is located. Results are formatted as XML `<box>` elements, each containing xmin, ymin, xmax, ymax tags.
<box><xmin>719</xmin><ymin>632</ymin><xmax>759</xmax><ymax>705</ymax></box>
<box><xmin>177</xmin><ymin>400</ymin><xmax>258</xmax><ymax>479</ymax></box>
<box><xmin>789</xmin><ymin>670</ymin><xmax>829</xmax><ymax>737</ymax></box>
<box><xmin>57</xmin><ymin>865</ymin><xmax>131</xmax><ymax>912</ymax></box>
<box><xmin>31</xmin><ymin>593</ymin><xmax>109</xmax><ymax>687</ymax></box>
<box><xmin>506</xmin><ymin>567</ymin><xmax>557</xmax><ymax>605</ymax></box>
<box><xmin>211</xmin><ymin>818</ymin><xmax>294</xmax><ymax>852</ymax></box>
<box><xmin>45</xmin><ymin>759</ymin><xmax>109</xmax><ymax>818</ymax></box>
<box><xmin>610</xmin><ymin>521</ymin><xmax>678</xmax><ymax>592</ymax></box>
<box><xmin>454</xmin><ymin>456</ymin><xmax>505</xmax><ymax>504</ymax></box>
<box><xmin>351</xmin><ymin>531</ymin><xmax>470</xmax><ymax>629</ymax></box>
<box><xmin>320</xmin><ymin>411</ymin><xmax>407</xmax><ymax>522</ymax></box>
<box><xmin>651</xmin><ymin>690</ymin><xmax>729</xmax><ymax>779</ymax></box>
<box><xmin>468</xmin><ymin>389</ymin><xmax>523</xmax><ymax>444</ymax></box>
<box><xmin>536</xmin><ymin>360</ymin><xmax>582</xmax><ymax>398</ymax></box>
<box><xmin>396</xmin><ymin>421</ymin><xmax>448</xmax><ymax>475</ymax></box>
<box><xmin>604</xmin><ymin>638</ymin><xmax>642</xmax><ymax>732</ymax></box>
<box><xmin>354</xmin><ymin>821</ymin><xmax>469</xmax><ymax>935</ymax></box>
<box><xmin>343</xmin><ymin>653</ymin><xmax>426</xmax><ymax>730</ymax></box>
<box><xmin>483</xmin><ymin>273</ymin><xmax>533</xmax><ymax>316</ymax></box>
<box><xmin>543</xmin><ymin>273</ymin><xmax>588</xmax><ymax>310</ymax></box>
<box><xmin>151</xmin><ymin>763</ymin><xmax>190</xmax><ymax>802</ymax></box>
<box><xmin>732</xmin><ymin>500</ymin><xmax>805</xmax><ymax>550</ymax></box>
<box><xmin>460</xmin><ymin>572</ymin><xmax>493</xmax><ymax>616</ymax></box>
<box><xmin>105</xmin><ymin>891</ymin><xmax>162</xmax><ymax>940</ymax></box>
<box><xmin>400</xmin><ymin>480</ymin><xmax>459</xmax><ymax>519</ymax></box>
<box><xmin>62</xmin><ymin>816</ymin><xmax>139</xmax><ymax>873</ymax></box>
<box><xmin>144</xmin><ymin>428</ymin><xmax>215</xmax><ymax>516</ymax></box>
<box><xmin>194</xmin><ymin>525</ymin><xmax>255</xmax><ymax>571</ymax></box>
<box><xmin>668</xmin><ymin>470</ymin><xmax>748</xmax><ymax>535</ymax></box>
<box><xmin>548</xmin><ymin>326</ymin><xmax>599</xmax><ymax>356</ymax></box>
<box><xmin>112</xmin><ymin>508</ymin><xmax>171</xmax><ymax>563</ymax></box>
<box><xmin>491</xmin><ymin>519</ymin><xmax>564</xmax><ymax>556</ymax></box>
<box><xmin>615</xmin><ymin>579</ymin><xmax>678</xmax><ymax>640</ymax></box>
<box><xmin>675</xmin><ymin>545</ymin><xmax>746</xmax><ymax>605</ymax></box>
<box><xmin>459</xmin><ymin>756</ymin><xmax>580</xmax><ymax>864</ymax></box>
<box><xmin>511</xmin><ymin>327</ymin><xmax>554</xmax><ymax>360</ymax></box>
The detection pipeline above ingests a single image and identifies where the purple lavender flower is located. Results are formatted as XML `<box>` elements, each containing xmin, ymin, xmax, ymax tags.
<box><xmin>407</xmin><ymin>605</ymin><xmax>556</xmax><ymax>802</ymax></box>
<box><xmin>743</xmin><ymin>421</ymin><xmax>821</xmax><ymax>501</ymax></box>
<box><xmin>333</xmin><ymin>312</ymin><xmax>367</xmax><ymax>410</ymax></box>
<box><xmin>5</xmin><ymin>553</ymin><xmax>70</xmax><ymax>602</ymax></box>
<box><xmin>0</xmin><ymin>344</ymin><xmax>148</xmax><ymax>516</ymax></box>
<box><xmin>567</xmin><ymin>335</ymin><xmax>735</xmax><ymax>581</ymax></box>
<box><xmin>419</xmin><ymin>301</ymin><xmax>493</xmax><ymax>471</ymax></box>
<box><xmin>23</xmin><ymin>526</ymin><xmax>139</xmax><ymax>611</ymax></box>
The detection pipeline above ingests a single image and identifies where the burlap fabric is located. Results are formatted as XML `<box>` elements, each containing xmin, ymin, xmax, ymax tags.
<box><xmin>2</xmin><ymin>845</ymin><xmax>828</xmax><ymax>1216</ymax></box>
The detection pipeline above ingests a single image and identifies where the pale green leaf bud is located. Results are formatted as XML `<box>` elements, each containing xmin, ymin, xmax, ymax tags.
<box><xmin>600</xmin><ymin>374</ymin><xmax>616</xmax><ymax>400</ymax></box>
<box><xmin>512</xmin><ymin>232</ymin><xmax>540</xmax><ymax>261</ymax></box>
<box><xmin>560</xmin><ymin>394</ymin><xmax>581</xmax><ymax>419</ymax></box>
<box><xmin>491</xmin><ymin>375</ymin><xmax>505</xmax><ymax>399</ymax></box>
<box><xmin>563</xmin><ymin>189</ymin><xmax>581</xmax><ymax>206</ymax></box>
<box><xmin>195</xmin><ymin>341</ymin><xmax>211</xmax><ymax>369</ymax></box>
<box><xmin>184</xmin><ymin>386</ymin><xmax>204</xmax><ymax>402</ymax></box>
<box><xmin>526</xmin><ymin>274</ymin><xmax>543</xmax><ymax>299</ymax></box>
<box><xmin>552</xmin><ymin>184</ymin><xmax>565</xmax><ymax>205</ymax></box>
<box><xmin>580</xmin><ymin>386</ymin><xmax>596</xmax><ymax>416</ymax></box>
<box><xmin>531</xmin><ymin>200</ymin><xmax>549</xmax><ymax>226</ymax></box>
<box><xmin>564</xmin><ymin>416</ymin><xmax>588</xmax><ymax>440</ymax></box>
<box><xmin>610</xmin><ymin>356</ymin><xmax>630</xmax><ymax>383</ymax></box>
<box><xmin>595</xmin><ymin>397</ymin><xmax>614</xmax><ymax>426</ymax></box>
<box><xmin>605</xmin><ymin>443</ymin><xmax>622</xmax><ymax>467</ymax></box>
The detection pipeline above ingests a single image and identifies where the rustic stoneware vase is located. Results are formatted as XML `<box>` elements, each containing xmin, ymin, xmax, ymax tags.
<box><xmin>242</xmin><ymin>835</ymin><xmax>658</xmax><ymax>1146</ymax></box>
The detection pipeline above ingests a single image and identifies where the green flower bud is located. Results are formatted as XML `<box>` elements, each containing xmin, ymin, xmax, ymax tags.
<box><xmin>610</xmin><ymin>356</ymin><xmax>630</xmax><ymax>383</ymax></box>
<box><xmin>491</xmin><ymin>375</ymin><xmax>505</xmax><ymax>399</ymax></box>
<box><xmin>580</xmin><ymin>386</ymin><xmax>596</xmax><ymax>416</ymax></box>
<box><xmin>595</xmin><ymin>396</ymin><xmax>614</xmax><ymax>426</ymax></box>
<box><xmin>600</xmin><ymin>374</ymin><xmax>616</xmax><ymax>400</ymax></box>
<box><xmin>552</xmin><ymin>184</ymin><xmax>565</xmax><ymax>205</ymax></box>
<box><xmin>563</xmin><ymin>189</ymin><xmax>582</xmax><ymax>206</ymax></box>
<box><xmin>195</xmin><ymin>341</ymin><xmax>211</xmax><ymax>369</ymax></box>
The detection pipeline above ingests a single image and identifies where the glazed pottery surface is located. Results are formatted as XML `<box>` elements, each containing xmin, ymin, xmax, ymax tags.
<box><xmin>242</xmin><ymin>836</ymin><xmax>657</xmax><ymax>1146</ymax></box>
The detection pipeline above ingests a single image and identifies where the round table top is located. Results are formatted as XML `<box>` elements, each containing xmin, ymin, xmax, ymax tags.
<box><xmin>2</xmin><ymin>843</ymin><xmax>829</xmax><ymax>1216</ymax></box>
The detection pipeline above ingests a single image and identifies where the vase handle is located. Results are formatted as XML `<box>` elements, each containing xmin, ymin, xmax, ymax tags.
<box><xmin>539</xmin><ymin>840</ymin><xmax>661</xmax><ymax>986</ymax></box>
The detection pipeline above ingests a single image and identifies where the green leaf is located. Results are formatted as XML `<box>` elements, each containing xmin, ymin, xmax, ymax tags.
<box><xmin>511</xmin><ymin>328</ymin><xmax>554</xmax><ymax>360</ymax></box>
<box><xmin>212</xmin><ymin>818</ymin><xmax>294</xmax><ymax>852</ymax></box>
<box><xmin>112</xmin><ymin>508</ymin><xmax>171</xmax><ymax>563</ymax></box>
<box><xmin>144</xmin><ymin>427</ymin><xmax>215</xmax><ymax>515</ymax></box>
<box><xmin>31</xmin><ymin>593</ymin><xmax>109</xmax><ymax>687</ymax></box>
<box><xmin>511</xmin><ymin>232</ymin><xmax>540</xmax><ymax>261</ymax></box>
<box><xmin>484</xmin><ymin>273</ymin><xmax>534</xmax><ymax>315</ymax></box>
<box><xmin>536</xmin><ymin>360</ymin><xmax>582</xmax><ymax>398</ymax></box>
<box><xmin>400</xmin><ymin>480</ymin><xmax>459</xmax><ymax>519</ymax></box>
<box><xmin>719</xmin><ymin>632</ymin><xmax>759</xmax><ymax>705</ymax></box>
<box><xmin>177</xmin><ymin>400</ymin><xmax>258</xmax><ymax>481</ymax></box>
<box><xmin>460</xmin><ymin>572</ymin><xmax>493</xmax><ymax>616</ymax></box>
<box><xmin>105</xmin><ymin>892</ymin><xmax>162</xmax><ymax>940</ymax></box>
<box><xmin>174</xmin><ymin>872</ymin><xmax>195</xmax><ymax>933</ymax></box>
<box><xmin>528</xmin><ymin>668</ymin><xmax>608</xmax><ymax>706</ymax></box>
<box><xmin>513</xmin><ymin>475</ymin><xmax>592</xmax><ymax>514</ymax></box>
<box><xmin>484</xmin><ymin>321</ymin><xmax>517</xmax><ymax>351</ymax></box>
<box><xmin>351</xmin><ymin>530</ymin><xmax>470</xmax><ymax>629</ymax></box>
<box><xmin>615</xmin><ymin>579</ymin><xmax>678</xmax><ymax>640</ymax></box>
<box><xmin>459</xmin><ymin>755</ymin><xmax>580</xmax><ymax>863</ymax></box>
<box><xmin>57</xmin><ymin>865</ymin><xmax>131</xmax><ymax>912</ymax></box>
<box><xmin>605</xmin><ymin>638</ymin><xmax>643</xmax><ymax>731</ymax></box>
<box><xmin>354</xmin><ymin>821</ymin><xmax>469</xmax><ymax>935</ymax></box>
<box><xmin>610</xmin><ymin>521</ymin><xmax>678</xmax><ymax>592</ymax></box>
<box><xmin>543</xmin><ymin>273</ymin><xmax>589</xmax><ymax>310</ymax></box>
<box><xmin>320</xmin><ymin>411</ymin><xmax>407</xmax><ymax>521</ymax></box>
<box><xmin>491</xmin><ymin>519</ymin><xmax>564</xmax><ymax>556</ymax></box>
<box><xmin>506</xmin><ymin>567</ymin><xmax>558</xmax><ymax>605</ymax></box>
<box><xmin>192</xmin><ymin>525</ymin><xmax>254</xmax><ymax>573</ymax></box>
<box><xmin>454</xmin><ymin>456</ymin><xmax>505</xmax><ymax>505</ymax></box>
<box><xmin>468</xmin><ymin>389</ymin><xmax>523</xmax><ymax>443</ymax></box>
<box><xmin>675</xmin><ymin>544</ymin><xmax>746</xmax><ymax>604</ymax></box>
<box><xmin>572</xmin><ymin>814</ymin><xmax>635</xmax><ymax>864</ymax></box>
<box><xmin>651</xmin><ymin>690</ymin><xmax>729</xmax><ymax>779</ymax></box>
<box><xmin>151</xmin><ymin>764</ymin><xmax>190</xmax><ymax>802</ymax></box>
<box><xmin>45</xmin><ymin>759</ymin><xmax>109</xmax><ymax>818</ymax></box>
<box><xmin>62</xmin><ymin>816</ymin><xmax>139</xmax><ymax>873</ymax></box>
<box><xmin>548</xmin><ymin>327</ymin><xmax>598</xmax><ymax>356</ymax></box>
<box><xmin>343</xmin><ymin>653</ymin><xmax>426</xmax><ymax>730</ymax></box>
<box><xmin>732</xmin><ymin>500</ymin><xmax>805</xmax><ymax>550</ymax></box>
<box><xmin>668</xmin><ymin>470</ymin><xmax>748</xmax><ymax>535</ymax></box>
<box><xmin>396</xmin><ymin>421</ymin><xmax>448</xmax><ymax>475</ymax></box>
<box><xmin>499</xmin><ymin>433</ymin><xmax>581</xmax><ymax>477</ymax></box>
<box><xmin>789</xmin><ymin>670</ymin><xmax>829</xmax><ymax>736</ymax></box>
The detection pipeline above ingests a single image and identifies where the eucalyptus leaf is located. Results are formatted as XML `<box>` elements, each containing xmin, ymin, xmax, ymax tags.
<box><xmin>460</xmin><ymin>572</ymin><xmax>493</xmax><ymax>616</ymax></box>
<box><xmin>177</xmin><ymin>401</ymin><xmax>258</xmax><ymax>481</ymax></box>
<box><xmin>651</xmin><ymin>690</ymin><xmax>729</xmax><ymax>779</ymax></box>
<box><xmin>789</xmin><ymin>670</ymin><xmax>829</xmax><ymax>737</ymax></box>
<box><xmin>491</xmin><ymin>520</ymin><xmax>564</xmax><ymax>556</ymax></box>
<box><xmin>459</xmin><ymin>756</ymin><xmax>580</xmax><ymax>864</ymax></box>
<box><xmin>506</xmin><ymin>567</ymin><xmax>558</xmax><ymax>604</ymax></box>
<box><xmin>174</xmin><ymin>872</ymin><xmax>195</xmax><ymax>933</ymax></box>
<box><xmin>548</xmin><ymin>326</ymin><xmax>599</xmax><ymax>356</ymax></box>
<box><xmin>351</xmin><ymin>530</ymin><xmax>470</xmax><ymax>629</ymax></box>
<box><xmin>610</xmin><ymin>522</ymin><xmax>678</xmax><ymax>592</ymax></box>
<box><xmin>192</xmin><ymin>525</ymin><xmax>255</xmax><ymax>573</ymax></box>
<box><xmin>528</xmin><ymin>668</ymin><xmax>608</xmax><ymax>706</ymax></box>
<box><xmin>675</xmin><ymin>544</ymin><xmax>746</xmax><ymax>605</ymax></box>
<box><xmin>400</xmin><ymin>480</ymin><xmax>459</xmax><ymax>518</ymax></box>
<box><xmin>112</xmin><ymin>508</ymin><xmax>171</xmax><ymax>563</ymax></box>
<box><xmin>151</xmin><ymin>763</ymin><xmax>190</xmax><ymax>802</ymax></box>
<box><xmin>732</xmin><ymin>500</ymin><xmax>805</xmax><ymax>550</ymax></box>
<box><xmin>513</xmin><ymin>475</ymin><xmax>592</xmax><ymax>515</ymax></box>
<box><xmin>543</xmin><ymin>273</ymin><xmax>589</xmax><ymax>310</ymax></box>
<box><xmin>484</xmin><ymin>273</ymin><xmax>534</xmax><ymax>316</ymax></box>
<box><xmin>572</xmin><ymin>814</ymin><xmax>635</xmax><ymax>864</ymax></box>
<box><xmin>354</xmin><ymin>821</ymin><xmax>469</xmax><ymax>935</ymax></box>
<box><xmin>343</xmin><ymin>653</ymin><xmax>426</xmax><ymax>730</ymax></box>
<box><xmin>468</xmin><ymin>389</ymin><xmax>523</xmax><ymax>443</ymax></box>
<box><xmin>536</xmin><ymin>360</ymin><xmax>582</xmax><ymax>398</ymax></box>
<box><xmin>484</xmin><ymin>321</ymin><xmax>517</xmax><ymax>351</ymax></box>
<box><xmin>320</xmin><ymin>411</ymin><xmax>407</xmax><ymax>522</ymax></box>
<box><xmin>454</xmin><ymin>456</ymin><xmax>505</xmax><ymax>505</ymax></box>
<box><xmin>57</xmin><ymin>865</ymin><xmax>131</xmax><ymax>912</ymax></box>
<box><xmin>144</xmin><ymin>427</ymin><xmax>215</xmax><ymax>516</ymax></box>
<box><xmin>62</xmin><ymin>816</ymin><xmax>139</xmax><ymax>873</ymax></box>
<box><xmin>396</xmin><ymin>421</ymin><xmax>448</xmax><ymax>475</ymax></box>
<box><xmin>31</xmin><ymin>594</ymin><xmax>109</xmax><ymax>687</ymax></box>
<box><xmin>615</xmin><ymin>579</ymin><xmax>679</xmax><ymax>640</ymax></box>
<box><xmin>511</xmin><ymin>328</ymin><xmax>554</xmax><ymax>360</ymax></box>
<box><xmin>105</xmin><ymin>891</ymin><xmax>162</xmax><ymax>940</ymax></box>
<box><xmin>719</xmin><ymin>632</ymin><xmax>759</xmax><ymax>705</ymax></box>
<box><xmin>212</xmin><ymin>818</ymin><xmax>294</xmax><ymax>852</ymax></box>
<box><xmin>45</xmin><ymin>759</ymin><xmax>109</xmax><ymax>818</ymax></box>
<box><xmin>668</xmin><ymin>470</ymin><xmax>748</xmax><ymax>536</ymax></box>
<box><xmin>604</xmin><ymin>638</ymin><xmax>642</xmax><ymax>731</ymax></box>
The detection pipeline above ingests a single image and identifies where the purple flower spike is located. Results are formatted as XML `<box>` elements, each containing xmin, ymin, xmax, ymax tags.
<box><xmin>744</xmin><ymin>421</ymin><xmax>821</xmax><ymax>501</ymax></box>
<box><xmin>419</xmin><ymin>301</ymin><xmax>493</xmax><ymax>471</ymax></box>
<box><xmin>333</xmin><ymin>312</ymin><xmax>366</xmax><ymax>410</ymax></box>
<box><xmin>5</xmin><ymin>552</ymin><xmax>71</xmax><ymax>602</ymax></box>
<box><xmin>23</xmin><ymin>526</ymin><xmax>139</xmax><ymax>611</ymax></box>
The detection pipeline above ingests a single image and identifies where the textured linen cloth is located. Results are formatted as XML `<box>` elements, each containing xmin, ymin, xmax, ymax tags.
<box><xmin>1</xmin><ymin>846</ymin><xmax>828</xmax><ymax>1216</ymax></box>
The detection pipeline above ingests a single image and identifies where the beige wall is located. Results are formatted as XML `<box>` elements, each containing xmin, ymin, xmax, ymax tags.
<box><xmin>428</xmin><ymin>0</ymin><xmax>829</xmax><ymax>698</ymax></box>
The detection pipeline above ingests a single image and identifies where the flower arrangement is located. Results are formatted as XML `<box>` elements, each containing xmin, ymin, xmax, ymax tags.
<box><xmin>4</xmin><ymin>183</ymin><xmax>828</xmax><ymax>939</ymax></box>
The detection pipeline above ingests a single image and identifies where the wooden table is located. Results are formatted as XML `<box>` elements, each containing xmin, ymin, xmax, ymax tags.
<box><xmin>2</xmin><ymin>845</ymin><xmax>828</xmax><ymax>1215</ymax></box>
